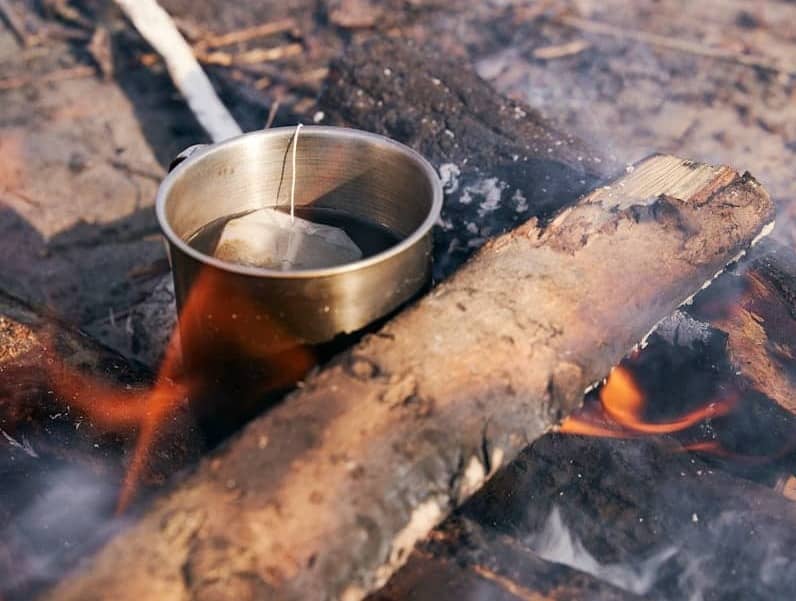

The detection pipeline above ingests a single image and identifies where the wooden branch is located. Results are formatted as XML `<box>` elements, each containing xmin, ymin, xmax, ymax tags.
<box><xmin>44</xmin><ymin>153</ymin><xmax>773</xmax><ymax>601</ymax></box>
<box><xmin>198</xmin><ymin>18</ymin><xmax>297</xmax><ymax>49</ymax></box>
<box><xmin>113</xmin><ymin>0</ymin><xmax>241</xmax><ymax>142</ymax></box>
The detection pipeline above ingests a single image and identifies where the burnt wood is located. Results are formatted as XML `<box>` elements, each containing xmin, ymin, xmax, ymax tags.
<box><xmin>455</xmin><ymin>434</ymin><xmax>796</xmax><ymax>601</ymax></box>
<box><xmin>369</xmin><ymin>514</ymin><xmax>642</xmax><ymax>601</ymax></box>
<box><xmin>43</xmin><ymin>152</ymin><xmax>773</xmax><ymax>601</ymax></box>
<box><xmin>319</xmin><ymin>37</ymin><xmax>612</xmax><ymax>279</ymax></box>
<box><xmin>699</xmin><ymin>241</ymin><xmax>796</xmax><ymax>418</ymax></box>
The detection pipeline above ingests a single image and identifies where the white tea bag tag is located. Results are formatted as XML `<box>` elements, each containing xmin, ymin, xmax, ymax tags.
<box><xmin>214</xmin><ymin>208</ymin><xmax>362</xmax><ymax>270</ymax></box>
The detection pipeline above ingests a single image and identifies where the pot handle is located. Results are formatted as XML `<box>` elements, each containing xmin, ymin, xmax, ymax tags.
<box><xmin>168</xmin><ymin>144</ymin><xmax>208</xmax><ymax>172</ymax></box>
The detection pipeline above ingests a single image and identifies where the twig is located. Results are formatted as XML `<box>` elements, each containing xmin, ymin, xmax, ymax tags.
<box><xmin>113</xmin><ymin>0</ymin><xmax>241</xmax><ymax>143</ymax></box>
<box><xmin>108</xmin><ymin>158</ymin><xmax>164</xmax><ymax>182</ymax></box>
<box><xmin>43</xmin><ymin>0</ymin><xmax>93</xmax><ymax>30</ymax></box>
<box><xmin>264</xmin><ymin>99</ymin><xmax>280</xmax><ymax>128</ymax></box>
<box><xmin>200</xmin><ymin>18</ymin><xmax>297</xmax><ymax>49</ymax></box>
<box><xmin>1</xmin><ymin>428</ymin><xmax>39</xmax><ymax>458</ymax></box>
<box><xmin>0</xmin><ymin>64</ymin><xmax>94</xmax><ymax>90</ymax></box>
<box><xmin>240</xmin><ymin>62</ymin><xmax>328</xmax><ymax>94</ymax></box>
<box><xmin>558</xmin><ymin>15</ymin><xmax>796</xmax><ymax>77</ymax></box>
<box><xmin>199</xmin><ymin>42</ymin><xmax>303</xmax><ymax>66</ymax></box>
<box><xmin>0</xmin><ymin>0</ymin><xmax>32</xmax><ymax>46</ymax></box>
<box><xmin>532</xmin><ymin>39</ymin><xmax>590</xmax><ymax>60</ymax></box>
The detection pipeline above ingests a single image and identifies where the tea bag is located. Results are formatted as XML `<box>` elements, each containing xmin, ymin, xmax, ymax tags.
<box><xmin>214</xmin><ymin>207</ymin><xmax>362</xmax><ymax>270</ymax></box>
<box><xmin>213</xmin><ymin>124</ymin><xmax>362</xmax><ymax>270</ymax></box>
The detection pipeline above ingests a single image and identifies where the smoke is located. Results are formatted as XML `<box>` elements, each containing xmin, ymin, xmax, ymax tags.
<box><xmin>525</xmin><ymin>506</ymin><xmax>676</xmax><ymax>596</ymax></box>
<box><xmin>0</xmin><ymin>462</ymin><xmax>123</xmax><ymax>600</ymax></box>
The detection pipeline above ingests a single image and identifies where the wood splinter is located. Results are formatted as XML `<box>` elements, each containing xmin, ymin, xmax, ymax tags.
<box><xmin>44</xmin><ymin>154</ymin><xmax>773</xmax><ymax>601</ymax></box>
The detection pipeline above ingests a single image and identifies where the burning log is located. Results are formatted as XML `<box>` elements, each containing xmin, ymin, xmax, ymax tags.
<box><xmin>697</xmin><ymin>241</ymin><xmax>796</xmax><ymax>418</ymax></box>
<box><xmin>369</xmin><ymin>515</ymin><xmax>643</xmax><ymax>601</ymax></box>
<box><xmin>557</xmin><ymin>239</ymin><xmax>796</xmax><ymax>484</ymax></box>
<box><xmin>452</xmin><ymin>434</ymin><xmax>796</xmax><ymax>600</ymax></box>
<box><xmin>44</xmin><ymin>151</ymin><xmax>773</xmax><ymax>601</ymax></box>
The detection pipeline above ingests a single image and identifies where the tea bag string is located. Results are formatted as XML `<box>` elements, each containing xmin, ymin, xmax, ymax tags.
<box><xmin>290</xmin><ymin>123</ymin><xmax>303</xmax><ymax>224</ymax></box>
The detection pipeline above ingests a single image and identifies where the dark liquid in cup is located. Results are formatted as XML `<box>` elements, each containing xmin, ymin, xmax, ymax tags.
<box><xmin>188</xmin><ymin>206</ymin><xmax>401</xmax><ymax>262</ymax></box>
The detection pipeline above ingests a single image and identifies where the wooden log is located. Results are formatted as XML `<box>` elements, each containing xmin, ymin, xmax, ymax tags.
<box><xmin>369</xmin><ymin>515</ymin><xmax>642</xmax><ymax>601</ymax></box>
<box><xmin>459</xmin><ymin>434</ymin><xmax>796</xmax><ymax>601</ymax></box>
<box><xmin>44</xmin><ymin>153</ymin><xmax>773</xmax><ymax>601</ymax></box>
<box><xmin>319</xmin><ymin>37</ymin><xmax>613</xmax><ymax>279</ymax></box>
<box><xmin>695</xmin><ymin>240</ymin><xmax>796</xmax><ymax>417</ymax></box>
<box><xmin>377</xmin><ymin>241</ymin><xmax>796</xmax><ymax>600</ymax></box>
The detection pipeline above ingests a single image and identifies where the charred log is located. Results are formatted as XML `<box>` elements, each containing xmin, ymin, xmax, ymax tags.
<box><xmin>43</xmin><ymin>153</ymin><xmax>773</xmax><ymax>601</ymax></box>
<box><xmin>319</xmin><ymin>37</ymin><xmax>613</xmax><ymax>278</ymax></box>
<box><xmin>694</xmin><ymin>240</ymin><xmax>796</xmax><ymax>418</ymax></box>
<box><xmin>369</xmin><ymin>515</ymin><xmax>642</xmax><ymax>601</ymax></box>
<box><xmin>600</xmin><ymin>239</ymin><xmax>796</xmax><ymax>486</ymax></box>
<box><xmin>454</xmin><ymin>434</ymin><xmax>796</xmax><ymax>601</ymax></box>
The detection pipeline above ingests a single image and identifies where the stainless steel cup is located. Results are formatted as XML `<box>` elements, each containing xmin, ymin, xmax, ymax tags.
<box><xmin>156</xmin><ymin>126</ymin><xmax>442</xmax><ymax>369</ymax></box>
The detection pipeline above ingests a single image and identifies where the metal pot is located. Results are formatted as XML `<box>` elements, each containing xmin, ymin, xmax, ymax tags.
<box><xmin>156</xmin><ymin>126</ymin><xmax>442</xmax><ymax>367</ymax></box>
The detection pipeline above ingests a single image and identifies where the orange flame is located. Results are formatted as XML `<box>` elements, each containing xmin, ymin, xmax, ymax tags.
<box><xmin>48</xmin><ymin>267</ymin><xmax>314</xmax><ymax>512</ymax></box>
<box><xmin>560</xmin><ymin>366</ymin><xmax>736</xmax><ymax>438</ymax></box>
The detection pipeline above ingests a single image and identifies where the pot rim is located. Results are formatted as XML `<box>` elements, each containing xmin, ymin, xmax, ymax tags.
<box><xmin>156</xmin><ymin>126</ymin><xmax>443</xmax><ymax>279</ymax></box>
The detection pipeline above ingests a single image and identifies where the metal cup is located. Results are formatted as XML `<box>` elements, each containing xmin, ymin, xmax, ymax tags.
<box><xmin>156</xmin><ymin>126</ymin><xmax>442</xmax><ymax>375</ymax></box>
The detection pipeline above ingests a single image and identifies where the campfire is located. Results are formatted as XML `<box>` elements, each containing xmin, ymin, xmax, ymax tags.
<box><xmin>1</xmin><ymin>2</ymin><xmax>795</xmax><ymax>601</ymax></box>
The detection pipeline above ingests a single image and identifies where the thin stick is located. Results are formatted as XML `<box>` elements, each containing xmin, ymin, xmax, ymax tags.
<box><xmin>290</xmin><ymin>123</ymin><xmax>303</xmax><ymax>223</ymax></box>
<box><xmin>199</xmin><ymin>43</ymin><xmax>303</xmax><ymax>66</ymax></box>
<box><xmin>0</xmin><ymin>64</ymin><xmax>94</xmax><ymax>90</ymax></box>
<box><xmin>559</xmin><ymin>15</ymin><xmax>796</xmax><ymax>77</ymax></box>
<box><xmin>264</xmin><ymin>99</ymin><xmax>280</xmax><ymax>129</ymax></box>
<box><xmin>113</xmin><ymin>0</ymin><xmax>241</xmax><ymax>143</ymax></box>
<box><xmin>201</xmin><ymin>18</ymin><xmax>297</xmax><ymax>49</ymax></box>
<box><xmin>532</xmin><ymin>39</ymin><xmax>590</xmax><ymax>60</ymax></box>
<box><xmin>0</xmin><ymin>0</ymin><xmax>31</xmax><ymax>46</ymax></box>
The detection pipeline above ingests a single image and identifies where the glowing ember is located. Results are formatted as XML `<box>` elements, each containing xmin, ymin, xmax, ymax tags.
<box><xmin>560</xmin><ymin>366</ymin><xmax>735</xmax><ymax>439</ymax></box>
<box><xmin>47</xmin><ymin>267</ymin><xmax>314</xmax><ymax>511</ymax></box>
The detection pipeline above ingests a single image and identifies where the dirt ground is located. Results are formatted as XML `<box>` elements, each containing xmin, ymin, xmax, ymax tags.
<box><xmin>0</xmin><ymin>0</ymin><xmax>794</xmax><ymax>362</ymax></box>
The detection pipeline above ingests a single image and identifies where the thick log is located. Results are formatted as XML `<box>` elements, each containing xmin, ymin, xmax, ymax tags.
<box><xmin>369</xmin><ymin>515</ymin><xmax>642</xmax><ymax>601</ymax></box>
<box><xmin>695</xmin><ymin>241</ymin><xmax>796</xmax><ymax>417</ymax></box>
<box><xmin>458</xmin><ymin>434</ymin><xmax>796</xmax><ymax>601</ymax></box>
<box><xmin>44</xmin><ymin>153</ymin><xmax>773</xmax><ymax>601</ymax></box>
<box><xmin>319</xmin><ymin>37</ymin><xmax>611</xmax><ymax>279</ymax></box>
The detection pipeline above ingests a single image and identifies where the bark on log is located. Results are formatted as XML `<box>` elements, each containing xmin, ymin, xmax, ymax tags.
<box><xmin>456</xmin><ymin>434</ymin><xmax>796</xmax><ymax>601</ymax></box>
<box><xmin>44</xmin><ymin>154</ymin><xmax>773</xmax><ymax>601</ymax></box>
